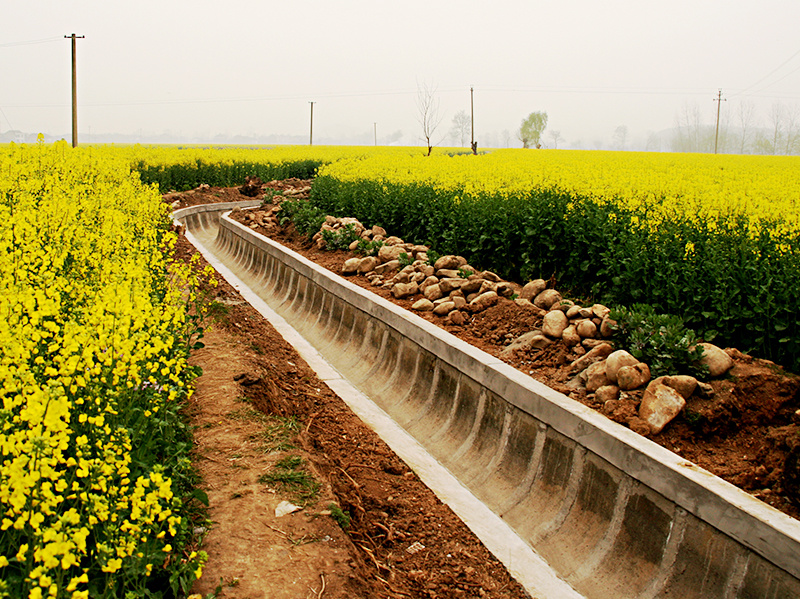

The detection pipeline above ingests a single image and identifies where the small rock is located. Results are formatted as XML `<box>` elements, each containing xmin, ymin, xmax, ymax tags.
<box><xmin>533</xmin><ymin>289</ymin><xmax>563</xmax><ymax>310</ymax></box>
<box><xmin>378</xmin><ymin>244</ymin><xmax>409</xmax><ymax>263</ymax></box>
<box><xmin>469</xmin><ymin>290</ymin><xmax>499</xmax><ymax>312</ymax></box>
<box><xmin>500</xmin><ymin>331</ymin><xmax>552</xmax><ymax>357</ymax></box>
<box><xmin>342</xmin><ymin>257</ymin><xmax>360</xmax><ymax>275</ymax></box>
<box><xmin>496</xmin><ymin>282</ymin><xmax>517</xmax><ymax>298</ymax></box>
<box><xmin>660</xmin><ymin>375</ymin><xmax>698</xmax><ymax>399</ymax></box>
<box><xmin>696</xmin><ymin>381</ymin><xmax>714</xmax><ymax>398</ymax></box>
<box><xmin>605</xmin><ymin>350</ymin><xmax>639</xmax><ymax>383</ymax></box>
<box><xmin>439</xmin><ymin>278</ymin><xmax>464</xmax><ymax>294</ymax></box>
<box><xmin>460</xmin><ymin>279</ymin><xmax>484</xmax><ymax>294</ymax></box>
<box><xmin>452</xmin><ymin>296</ymin><xmax>467</xmax><ymax>310</ymax></box>
<box><xmin>599</xmin><ymin>317</ymin><xmax>616</xmax><ymax>337</ymax></box>
<box><xmin>698</xmin><ymin>343</ymin><xmax>734</xmax><ymax>377</ymax></box>
<box><xmin>584</xmin><ymin>361</ymin><xmax>611</xmax><ymax>392</ymax></box>
<box><xmin>391</xmin><ymin>282</ymin><xmax>419</xmax><ymax>299</ymax></box>
<box><xmin>562</xmin><ymin>324</ymin><xmax>582</xmax><ymax>346</ymax></box>
<box><xmin>576</xmin><ymin>319</ymin><xmax>598</xmax><ymax>339</ymax></box>
<box><xmin>358</xmin><ymin>256</ymin><xmax>380</xmax><ymax>274</ymax></box>
<box><xmin>448</xmin><ymin>310</ymin><xmax>467</xmax><ymax>326</ymax></box>
<box><xmin>617</xmin><ymin>362</ymin><xmax>651</xmax><ymax>390</ymax></box>
<box><xmin>592</xmin><ymin>304</ymin><xmax>611</xmax><ymax>319</ymax></box>
<box><xmin>520</xmin><ymin>279</ymin><xmax>547</xmax><ymax>301</ymax></box>
<box><xmin>434</xmin><ymin>255</ymin><xmax>461</xmax><ymax>270</ymax></box>
<box><xmin>595</xmin><ymin>385</ymin><xmax>620</xmax><ymax>402</ymax></box>
<box><xmin>639</xmin><ymin>383</ymin><xmax>686</xmax><ymax>434</ymax></box>
<box><xmin>542</xmin><ymin>310</ymin><xmax>568</xmax><ymax>338</ymax></box>
<box><xmin>411</xmin><ymin>298</ymin><xmax>434</xmax><ymax>311</ymax></box>
<box><xmin>374</xmin><ymin>260</ymin><xmax>400</xmax><ymax>275</ymax></box>
<box><xmin>424</xmin><ymin>283</ymin><xmax>444</xmax><ymax>301</ymax></box>
<box><xmin>582</xmin><ymin>338</ymin><xmax>607</xmax><ymax>349</ymax></box>
<box><xmin>627</xmin><ymin>417</ymin><xmax>652</xmax><ymax>436</ymax></box>
<box><xmin>566</xmin><ymin>305</ymin><xmax>583</xmax><ymax>319</ymax></box>
<box><xmin>570</xmin><ymin>342</ymin><xmax>614</xmax><ymax>373</ymax></box>
<box><xmin>433</xmin><ymin>301</ymin><xmax>456</xmax><ymax>316</ymax></box>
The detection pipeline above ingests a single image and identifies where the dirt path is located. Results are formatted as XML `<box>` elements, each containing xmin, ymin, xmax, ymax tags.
<box><xmin>188</xmin><ymin>326</ymin><xmax>368</xmax><ymax>598</ymax></box>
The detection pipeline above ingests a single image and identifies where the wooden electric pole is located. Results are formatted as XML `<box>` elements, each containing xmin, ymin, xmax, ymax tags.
<box><xmin>309</xmin><ymin>101</ymin><xmax>315</xmax><ymax>145</ymax></box>
<box><xmin>713</xmin><ymin>89</ymin><xmax>726</xmax><ymax>154</ymax></box>
<box><xmin>65</xmin><ymin>34</ymin><xmax>84</xmax><ymax>148</ymax></box>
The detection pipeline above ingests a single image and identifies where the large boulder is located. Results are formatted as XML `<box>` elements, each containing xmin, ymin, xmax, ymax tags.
<box><xmin>533</xmin><ymin>289</ymin><xmax>562</xmax><ymax>310</ymax></box>
<box><xmin>698</xmin><ymin>343</ymin><xmax>734</xmax><ymax>377</ymax></box>
<box><xmin>605</xmin><ymin>350</ymin><xmax>639</xmax><ymax>383</ymax></box>
<box><xmin>639</xmin><ymin>382</ymin><xmax>686</xmax><ymax>434</ymax></box>
<box><xmin>542</xmin><ymin>310</ymin><xmax>569</xmax><ymax>338</ymax></box>
<box><xmin>520</xmin><ymin>279</ymin><xmax>547</xmax><ymax>301</ymax></box>
<box><xmin>434</xmin><ymin>255</ymin><xmax>461</xmax><ymax>270</ymax></box>
<box><xmin>617</xmin><ymin>362</ymin><xmax>651</xmax><ymax>390</ymax></box>
<box><xmin>391</xmin><ymin>282</ymin><xmax>418</xmax><ymax>299</ymax></box>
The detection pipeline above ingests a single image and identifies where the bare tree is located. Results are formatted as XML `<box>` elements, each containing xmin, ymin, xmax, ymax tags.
<box><xmin>612</xmin><ymin>125</ymin><xmax>628</xmax><ymax>150</ymax></box>
<box><xmin>548</xmin><ymin>129</ymin><xmax>563</xmax><ymax>149</ymax></box>
<box><xmin>449</xmin><ymin>110</ymin><xmax>471</xmax><ymax>147</ymax></box>
<box><xmin>416</xmin><ymin>82</ymin><xmax>443</xmax><ymax>156</ymax></box>
<box><xmin>783</xmin><ymin>103</ymin><xmax>800</xmax><ymax>155</ymax></box>
<box><xmin>768</xmin><ymin>103</ymin><xmax>784</xmax><ymax>155</ymax></box>
<box><xmin>645</xmin><ymin>131</ymin><xmax>661</xmax><ymax>152</ymax></box>
<box><xmin>736</xmin><ymin>100</ymin><xmax>758</xmax><ymax>154</ymax></box>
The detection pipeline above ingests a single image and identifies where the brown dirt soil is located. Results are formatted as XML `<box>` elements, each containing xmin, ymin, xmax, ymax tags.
<box><xmin>173</xmin><ymin>179</ymin><xmax>800</xmax><ymax>596</ymax></box>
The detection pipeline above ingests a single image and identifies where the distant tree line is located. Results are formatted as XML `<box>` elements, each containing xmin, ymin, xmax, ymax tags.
<box><xmin>671</xmin><ymin>100</ymin><xmax>800</xmax><ymax>155</ymax></box>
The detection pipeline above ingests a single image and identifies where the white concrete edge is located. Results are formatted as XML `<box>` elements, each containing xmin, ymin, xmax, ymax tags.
<box><xmin>183</xmin><ymin>225</ymin><xmax>583</xmax><ymax>599</ymax></box>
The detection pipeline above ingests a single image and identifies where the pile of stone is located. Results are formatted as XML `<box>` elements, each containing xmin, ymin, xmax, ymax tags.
<box><xmin>278</xmin><ymin>213</ymin><xmax>736</xmax><ymax>436</ymax></box>
<box><xmin>231</xmin><ymin>205</ymin><xmax>283</xmax><ymax>232</ymax></box>
<box><xmin>562</xmin><ymin>344</ymin><xmax>733</xmax><ymax>435</ymax></box>
<box><xmin>317</xmin><ymin>217</ymin><xmax>520</xmax><ymax>326</ymax></box>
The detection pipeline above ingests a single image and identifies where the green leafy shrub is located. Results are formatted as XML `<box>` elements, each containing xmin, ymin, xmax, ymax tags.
<box><xmin>609</xmin><ymin>304</ymin><xmax>709</xmax><ymax>379</ymax></box>
<box><xmin>355</xmin><ymin>238</ymin><xmax>384</xmax><ymax>257</ymax></box>
<box><xmin>398</xmin><ymin>251</ymin><xmax>414</xmax><ymax>268</ymax></box>
<box><xmin>321</xmin><ymin>223</ymin><xmax>360</xmax><ymax>251</ymax></box>
<box><xmin>278</xmin><ymin>198</ymin><xmax>326</xmax><ymax>237</ymax></box>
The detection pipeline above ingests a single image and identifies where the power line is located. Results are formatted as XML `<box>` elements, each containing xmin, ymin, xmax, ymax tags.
<box><xmin>731</xmin><ymin>45</ymin><xmax>800</xmax><ymax>98</ymax></box>
<box><xmin>0</xmin><ymin>37</ymin><xmax>62</xmax><ymax>48</ymax></box>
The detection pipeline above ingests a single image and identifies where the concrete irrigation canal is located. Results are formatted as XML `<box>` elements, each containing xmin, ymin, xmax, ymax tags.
<box><xmin>174</xmin><ymin>201</ymin><xmax>800</xmax><ymax>599</ymax></box>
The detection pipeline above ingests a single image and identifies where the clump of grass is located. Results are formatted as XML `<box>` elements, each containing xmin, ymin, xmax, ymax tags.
<box><xmin>251</xmin><ymin>415</ymin><xmax>300</xmax><ymax>453</ymax></box>
<box><xmin>328</xmin><ymin>503</ymin><xmax>351</xmax><ymax>530</ymax></box>
<box><xmin>258</xmin><ymin>455</ymin><xmax>320</xmax><ymax>506</ymax></box>
<box><xmin>226</xmin><ymin>406</ymin><xmax>268</xmax><ymax>422</ymax></box>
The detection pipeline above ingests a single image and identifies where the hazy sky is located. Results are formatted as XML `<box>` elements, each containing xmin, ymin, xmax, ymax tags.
<box><xmin>2</xmin><ymin>0</ymin><xmax>800</xmax><ymax>147</ymax></box>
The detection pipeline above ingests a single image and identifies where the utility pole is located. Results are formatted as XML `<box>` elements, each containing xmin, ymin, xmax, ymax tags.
<box><xmin>470</xmin><ymin>86</ymin><xmax>477</xmax><ymax>155</ymax></box>
<box><xmin>374</xmin><ymin>122</ymin><xmax>377</xmax><ymax>146</ymax></box>
<box><xmin>713</xmin><ymin>89</ymin><xmax>726</xmax><ymax>154</ymax></box>
<box><xmin>65</xmin><ymin>33</ymin><xmax>84</xmax><ymax>148</ymax></box>
<box><xmin>309</xmin><ymin>101</ymin><xmax>315</xmax><ymax>145</ymax></box>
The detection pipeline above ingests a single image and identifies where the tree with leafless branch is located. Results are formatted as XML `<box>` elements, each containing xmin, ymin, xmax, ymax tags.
<box><xmin>416</xmin><ymin>82</ymin><xmax>443</xmax><ymax>156</ymax></box>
